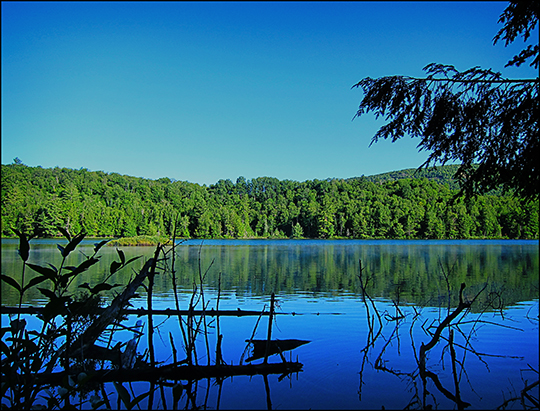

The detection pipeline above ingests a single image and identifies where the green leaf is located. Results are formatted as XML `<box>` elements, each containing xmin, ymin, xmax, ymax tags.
<box><xmin>62</xmin><ymin>231</ymin><xmax>86</xmax><ymax>257</ymax></box>
<box><xmin>125</xmin><ymin>255</ymin><xmax>142</xmax><ymax>266</ymax></box>
<box><xmin>65</xmin><ymin>257</ymin><xmax>100</xmax><ymax>278</ymax></box>
<box><xmin>13</xmin><ymin>229</ymin><xmax>30</xmax><ymax>262</ymax></box>
<box><xmin>94</xmin><ymin>240</ymin><xmax>110</xmax><ymax>254</ymax></box>
<box><xmin>59</xmin><ymin>274</ymin><xmax>72</xmax><ymax>288</ymax></box>
<box><xmin>37</xmin><ymin>287</ymin><xmax>56</xmax><ymax>300</ymax></box>
<box><xmin>116</xmin><ymin>248</ymin><xmax>126</xmax><ymax>265</ymax></box>
<box><xmin>88</xmin><ymin>282</ymin><xmax>123</xmax><ymax>295</ymax></box>
<box><xmin>22</xmin><ymin>276</ymin><xmax>49</xmax><ymax>292</ymax></box>
<box><xmin>26</xmin><ymin>264</ymin><xmax>57</xmax><ymax>282</ymax></box>
<box><xmin>1</xmin><ymin>275</ymin><xmax>22</xmax><ymax>293</ymax></box>
<box><xmin>57</xmin><ymin>244</ymin><xmax>66</xmax><ymax>256</ymax></box>
<box><xmin>110</xmin><ymin>260</ymin><xmax>122</xmax><ymax>275</ymax></box>
<box><xmin>57</xmin><ymin>226</ymin><xmax>72</xmax><ymax>241</ymax></box>
<box><xmin>47</xmin><ymin>263</ymin><xmax>58</xmax><ymax>273</ymax></box>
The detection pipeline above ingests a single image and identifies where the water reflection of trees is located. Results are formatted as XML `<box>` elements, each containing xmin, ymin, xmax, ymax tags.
<box><xmin>3</xmin><ymin>241</ymin><xmax>537</xmax><ymax>308</ymax></box>
<box><xmin>357</xmin><ymin>260</ymin><xmax>539</xmax><ymax>410</ymax></box>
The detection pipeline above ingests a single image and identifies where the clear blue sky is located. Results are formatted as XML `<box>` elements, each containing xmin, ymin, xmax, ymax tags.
<box><xmin>2</xmin><ymin>1</ymin><xmax>537</xmax><ymax>185</ymax></box>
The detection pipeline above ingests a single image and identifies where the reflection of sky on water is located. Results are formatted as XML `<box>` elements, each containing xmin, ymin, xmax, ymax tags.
<box><xmin>114</xmin><ymin>295</ymin><xmax>538</xmax><ymax>410</ymax></box>
<box><xmin>2</xmin><ymin>293</ymin><xmax>538</xmax><ymax>409</ymax></box>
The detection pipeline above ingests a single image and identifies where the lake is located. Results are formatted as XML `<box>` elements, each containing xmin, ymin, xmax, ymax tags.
<box><xmin>1</xmin><ymin>239</ymin><xmax>538</xmax><ymax>409</ymax></box>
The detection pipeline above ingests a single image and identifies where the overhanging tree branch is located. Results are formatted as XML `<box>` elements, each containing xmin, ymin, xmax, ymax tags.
<box><xmin>352</xmin><ymin>2</ymin><xmax>539</xmax><ymax>201</ymax></box>
<box><xmin>403</xmin><ymin>77</ymin><xmax>539</xmax><ymax>84</ymax></box>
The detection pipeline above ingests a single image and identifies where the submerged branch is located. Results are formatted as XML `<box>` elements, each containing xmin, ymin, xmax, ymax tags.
<box><xmin>420</xmin><ymin>283</ymin><xmax>471</xmax><ymax>355</ymax></box>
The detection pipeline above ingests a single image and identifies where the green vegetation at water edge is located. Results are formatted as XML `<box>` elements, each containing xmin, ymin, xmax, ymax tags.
<box><xmin>1</xmin><ymin>163</ymin><xmax>538</xmax><ymax>239</ymax></box>
<box><xmin>107</xmin><ymin>235</ymin><xmax>170</xmax><ymax>247</ymax></box>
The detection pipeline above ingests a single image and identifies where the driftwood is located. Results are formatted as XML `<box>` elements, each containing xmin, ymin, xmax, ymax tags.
<box><xmin>245</xmin><ymin>339</ymin><xmax>310</xmax><ymax>362</ymax></box>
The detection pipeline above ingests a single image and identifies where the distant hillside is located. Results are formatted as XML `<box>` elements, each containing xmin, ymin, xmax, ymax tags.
<box><xmin>362</xmin><ymin>165</ymin><xmax>462</xmax><ymax>189</ymax></box>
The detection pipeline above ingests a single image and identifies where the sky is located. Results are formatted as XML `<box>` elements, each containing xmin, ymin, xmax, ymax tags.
<box><xmin>2</xmin><ymin>1</ymin><xmax>537</xmax><ymax>186</ymax></box>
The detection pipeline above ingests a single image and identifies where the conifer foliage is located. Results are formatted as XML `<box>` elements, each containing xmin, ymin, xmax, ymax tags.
<box><xmin>353</xmin><ymin>1</ymin><xmax>539</xmax><ymax>200</ymax></box>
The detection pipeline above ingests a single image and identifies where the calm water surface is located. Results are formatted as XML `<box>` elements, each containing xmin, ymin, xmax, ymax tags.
<box><xmin>1</xmin><ymin>239</ymin><xmax>538</xmax><ymax>409</ymax></box>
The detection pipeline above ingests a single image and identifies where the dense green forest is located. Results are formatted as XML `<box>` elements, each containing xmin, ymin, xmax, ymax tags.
<box><xmin>1</xmin><ymin>163</ymin><xmax>538</xmax><ymax>239</ymax></box>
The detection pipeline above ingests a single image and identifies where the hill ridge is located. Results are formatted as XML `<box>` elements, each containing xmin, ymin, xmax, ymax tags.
<box><xmin>2</xmin><ymin>161</ymin><xmax>464</xmax><ymax>187</ymax></box>
<box><xmin>359</xmin><ymin>164</ymin><xmax>462</xmax><ymax>189</ymax></box>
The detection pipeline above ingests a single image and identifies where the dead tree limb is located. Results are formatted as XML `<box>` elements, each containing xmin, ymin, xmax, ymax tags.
<box><xmin>420</xmin><ymin>283</ymin><xmax>470</xmax><ymax>357</ymax></box>
<box><xmin>69</xmin><ymin>258</ymin><xmax>156</xmax><ymax>360</ymax></box>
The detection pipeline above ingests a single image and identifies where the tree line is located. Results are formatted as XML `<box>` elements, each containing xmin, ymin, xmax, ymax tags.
<box><xmin>1</xmin><ymin>162</ymin><xmax>538</xmax><ymax>239</ymax></box>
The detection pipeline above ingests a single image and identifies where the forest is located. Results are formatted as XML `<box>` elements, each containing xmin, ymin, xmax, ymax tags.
<box><xmin>1</xmin><ymin>162</ymin><xmax>538</xmax><ymax>240</ymax></box>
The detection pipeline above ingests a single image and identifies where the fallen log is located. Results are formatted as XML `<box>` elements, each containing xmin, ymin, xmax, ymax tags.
<box><xmin>2</xmin><ymin>306</ymin><xmax>343</xmax><ymax>317</ymax></box>
<box><xmin>32</xmin><ymin>361</ymin><xmax>304</xmax><ymax>386</ymax></box>
<box><xmin>1</xmin><ymin>306</ymin><xmax>279</xmax><ymax>317</ymax></box>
